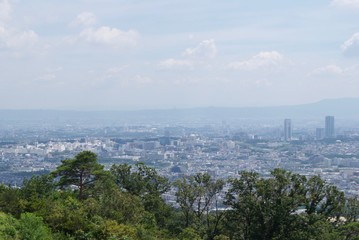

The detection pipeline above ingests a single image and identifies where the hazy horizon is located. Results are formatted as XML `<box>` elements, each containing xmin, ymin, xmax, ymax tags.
<box><xmin>1</xmin><ymin>0</ymin><xmax>359</xmax><ymax>110</ymax></box>
<box><xmin>0</xmin><ymin>97</ymin><xmax>356</xmax><ymax>111</ymax></box>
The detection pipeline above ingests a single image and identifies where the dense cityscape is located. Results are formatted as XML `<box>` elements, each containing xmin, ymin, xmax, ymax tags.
<box><xmin>2</xmin><ymin>0</ymin><xmax>359</xmax><ymax>238</ymax></box>
<box><xmin>2</xmin><ymin>114</ymin><xmax>359</xmax><ymax>202</ymax></box>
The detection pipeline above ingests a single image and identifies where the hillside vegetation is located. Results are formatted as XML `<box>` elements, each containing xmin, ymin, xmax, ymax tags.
<box><xmin>0</xmin><ymin>151</ymin><xmax>359</xmax><ymax>239</ymax></box>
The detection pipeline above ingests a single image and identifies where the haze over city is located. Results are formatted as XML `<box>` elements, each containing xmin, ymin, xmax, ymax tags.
<box><xmin>1</xmin><ymin>0</ymin><xmax>359</xmax><ymax>110</ymax></box>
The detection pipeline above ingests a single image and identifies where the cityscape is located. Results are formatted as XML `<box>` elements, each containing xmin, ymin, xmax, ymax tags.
<box><xmin>2</xmin><ymin>0</ymin><xmax>359</xmax><ymax>238</ymax></box>
<box><xmin>2</xmin><ymin>111</ymin><xmax>359</xmax><ymax>203</ymax></box>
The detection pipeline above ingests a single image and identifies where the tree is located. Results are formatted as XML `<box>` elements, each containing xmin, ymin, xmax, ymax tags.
<box><xmin>17</xmin><ymin>212</ymin><xmax>52</xmax><ymax>240</ymax></box>
<box><xmin>174</xmin><ymin>172</ymin><xmax>225</xmax><ymax>239</ymax></box>
<box><xmin>20</xmin><ymin>174</ymin><xmax>54</xmax><ymax>213</ymax></box>
<box><xmin>0</xmin><ymin>211</ymin><xmax>19</xmax><ymax>240</ymax></box>
<box><xmin>173</xmin><ymin>177</ymin><xmax>196</xmax><ymax>228</ymax></box>
<box><xmin>86</xmin><ymin>188</ymin><xmax>146</xmax><ymax>225</ymax></box>
<box><xmin>224</xmin><ymin>169</ymin><xmax>345</xmax><ymax>240</ymax></box>
<box><xmin>0</xmin><ymin>184</ymin><xmax>23</xmax><ymax>217</ymax></box>
<box><xmin>343</xmin><ymin>197</ymin><xmax>359</xmax><ymax>223</ymax></box>
<box><xmin>110</xmin><ymin>163</ymin><xmax>170</xmax><ymax>197</ymax></box>
<box><xmin>178</xmin><ymin>227</ymin><xmax>201</xmax><ymax>240</ymax></box>
<box><xmin>340</xmin><ymin>222</ymin><xmax>359</xmax><ymax>240</ymax></box>
<box><xmin>40</xmin><ymin>194</ymin><xmax>88</xmax><ymax>236</ymax></box>
<box><xmin>305</xmin><ymin>175</ymin><xmax>345</xmax><ymax>223</ymax></box>
<box><xmin>52</xmin><ymin>151</ymin><xmax>105</xmax><ymax>200</ymax></box>
<box><xmin>224</xmin><ymin>171</ymin><xmax>263</xmax><ymax>240</ymax></box>
<box><xmin>110</xmin><ymin>163</ymin><xmax>172</xmax><ymax>227</ymax></box>
<box><xmin>254</xmin><ymin>169</ymin><xmax>308</xmax><ymax>239</ymax></box>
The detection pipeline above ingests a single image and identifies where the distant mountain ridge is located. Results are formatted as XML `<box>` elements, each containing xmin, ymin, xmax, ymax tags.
<box><xmin>0</xmin><ymin>98</ymin><xmax>359</xmax><ymax>126</ymax></box>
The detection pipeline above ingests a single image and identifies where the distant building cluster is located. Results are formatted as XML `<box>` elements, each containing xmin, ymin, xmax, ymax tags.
<box><xmin>1</xmin><ymin>115</ymin><xmax>359</xmax><ymax>198</ymax></box>
<box><xmin>284</xmin><ymin>116</ymin><xmax>335</xmax><ymax>141</ymax></box>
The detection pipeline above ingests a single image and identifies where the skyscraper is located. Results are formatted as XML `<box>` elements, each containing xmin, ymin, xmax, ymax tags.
<box><xmin>316</xmin><ymin>128</ymin><xmax>325</xmax><ymax>140</ymax></box>
<box><xmin>325</xmin><ymin>116</ymin><xmax>335</xmax><ymax>138</ymax></box>
<box><xmin>284</xmin><ymin>119</ymin><xmax>292</xmax><ymax>141</ymax></box>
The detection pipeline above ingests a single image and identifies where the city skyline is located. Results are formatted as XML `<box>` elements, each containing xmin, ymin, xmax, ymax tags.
<box><xmin>325</xmin><ymin>115</ymin><xmax>335</xmax><ymax>138</ymax></box>
<box><xmin>284</xmin><ymin>119</ymin><xmax>292</xmax><ymax>141</ymax></box>
<box><xmin>1</xmin><ymin>1</ymin><xmax>359</xmax><ymax>110</ymax></box>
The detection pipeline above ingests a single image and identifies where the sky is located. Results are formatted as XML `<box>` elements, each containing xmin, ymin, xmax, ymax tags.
<box><xmin>1</xmin><ymin>0</ymin><xmax>359</xmax><ymax>110</ymax></box>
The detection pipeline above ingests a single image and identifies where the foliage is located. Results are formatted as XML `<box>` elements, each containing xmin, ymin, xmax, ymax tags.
<box><xmin>110</xmin><ymin>163</ymin><xmax>172</xmax><ymax>227</ymax></box>
<box><xmin>224</xmin><ymin>169</ymin><xmax>346</xmax><ymax>240</ymax></box>
<box><xmin>52</xmin><ymin>151</ymin><xmax>105</xmax><ymax>200</ymax></box>
<box><xmin>20</xmin><ymin>174</ymin><xmax>54</xmax><ymax>213</ymax></box>
<box><xmin>174</xmin><ymin>172</ymin><xmax>225</xmax><ymax>239</ymax></box>
<box><xmin>0</xmin><ymin>151</ymin><xmax>357</xmax><ymax>239</ymax></box>
<box><xmin>110</xmin><ymin>162</ymin><xmax>170</xmax><ymax>197</ymax></box>
<box><xmin>339</xmin><ymin>222</ymin><xmax>359</xmax><ymax>240</ymax></box>
<box><xmin>178</xmin><ymin>227</ymin><xmax>202</xmax><ymax>240</ymax></box>
<box><xmin>0</xmin><ymin>212</ymin><xmax>52</xmax><ymax>240</ymax></box>
<box><xmin>18</xmin><ymin>212</ymin><xmax>52</xmax><ymax>240</ymax></box>
<box><xmin>343</xmin><ymin>197</ymin><xmax>359</xmax><ymax>223</ymax></box>
<box><xmin>0</xmin><ymin>184</ymin><xmax>23</xmax><ymax>217</ymax></box>
<box><xmin>0</xmin><ymin>211</ymin><xmax>19</xmax><ymax>239</ymax></box>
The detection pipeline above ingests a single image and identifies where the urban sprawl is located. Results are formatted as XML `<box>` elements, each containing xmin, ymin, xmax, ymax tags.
<box><xmin>1</xmin><ymin>115</ymin><xmax>359</xmax><ymax>203</ymax></box>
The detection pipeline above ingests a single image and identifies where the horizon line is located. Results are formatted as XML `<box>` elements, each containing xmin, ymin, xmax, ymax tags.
<box><xmin>0</xmin><ymin>97</ymin><xmax>358</xmax><ymax>112</ymax></box>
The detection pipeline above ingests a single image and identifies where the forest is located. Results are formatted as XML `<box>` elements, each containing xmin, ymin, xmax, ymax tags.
<box><xmin>0</xmin><ymin>150</ymin><xmax>359</xmax><ymax>240</ymax></box>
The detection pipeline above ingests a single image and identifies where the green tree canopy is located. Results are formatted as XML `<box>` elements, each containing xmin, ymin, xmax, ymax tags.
<box><xmin>224</xmin><ymin>169</ymin><xmax>345</xmax><ymax>240</ymax></box>
<box><xmin>174</xmin><ymin>172</ymin><xmax>225</xmax><ymax>239</ymax></box>
<box><xmin>52</xmin><ymin>151</ymin><xmax>105</xmax><ymax>200</ymax></box>
<box><xmin>110</xmin><ymin>162</ymin><xmax>170</xmax><ymax>197</ymax></box>
<box><xmin>0</xmin><ymin>211</ymin><xmax>19</xmax><ymax>240</ymax></box>
<box><xmin>110</xmin><ymin>163</ymin><xmax>172</xmax><ymax>227</ymax></box>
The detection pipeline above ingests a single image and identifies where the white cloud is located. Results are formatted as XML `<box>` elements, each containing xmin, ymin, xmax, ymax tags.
<box><xmin>0</xmin><ymin>0</ymin><xmax>12</xmax><ymax>22</ymax></box>
<box><xmin>331</xmin><ymin>0</ymin><xmax>359</xmax><ymax>9</ymax></box>
<box><xmin>101</xmin><ymin>65</ymin><xmax>128</xmax><ymax>80</ymax></box>
<box><xmin>228</xmin><ymin>51</ymin><xmax>284</xmax><ymax>70</ymax></box>
<box><xmin>158</xmin><ymin>39</ymin><xmax>217</xmax><ymax>70</ymax></box>
<box><xmin>0</xmin><ymin>27</ymin><xmax>38</xmax><ymax>48</ymax></box>
<box><xmin>91</xmin><ymin>65</ymin><xmax>130</xmax><ymax>87</ymax></box>
<box><xmin>342</xmin><ymin>33</ymin><xmax>359</xmax><ymax>55</ymax></box>
<box><xmin>39</xmin><ymin>74</ymin><xmax>56</xmax><ymax>81</ymax></box>
<box><xmin>8</xmin><ymin>30</ymin><xmax>38</xmax><ymax>48</ymax></box>
<box><xmin>71</xmin><ymin>12</ymin><xmax>97</xmax><ymax>27</ymax></box>
<box><xmin>158</xmin><ymin>58</ymin><xmax>193</xmax><ymax>69</ymax></box>
<box><xmin>68</xmin><ymin>13</ymin><xmax>139</xmax><ymax>49</ymax></box>
<box><xmin>134</xmin><ymin>75</ymin><xmax>152</xmax><ymax>85</ymax></box>
<box><xmin>106</xmin><ymin>65</ymin><xmax>128</xmax><ymax>75</ymax></box>
<box><xmin>77</xmin><ymin>26</ymin><xmax>139</xmax><ymax>48</ymax></box>
<box><xmin>0</xmin><ymin>0</ymin><xmax>39</xmax><ymax>49</ymax></box>
<box><xmin>38</xmin><ymin>67</ymin><xmax>63</xmax><ymax>82</ymax></box>
<box><xmin>345</xmin><ymin>62</ymin><xmax>359</xmax><ymax>72</ymax></box>
<box><xmin>309</xmin><ymin>63</ymin><xmax>359</xmax><ymax>78</ymax></box>
<box><xmin>183</xmin><ymin>39</ymin><xmax>217</xmax><ymax>59</ymax></box>
<box><xmin>311</xmin><ymin>65</ymin><xmax>343</xmax><ymax>75</ymax></box>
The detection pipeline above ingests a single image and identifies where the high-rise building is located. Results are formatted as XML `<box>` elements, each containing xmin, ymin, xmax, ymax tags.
<box><xmin>284</xmin><ymin>119</ymin><xmax>292</xmax><ymax>141</ymax></box>
<box><xmin>316</xmin><ymin>128</ymin><xmax>325</xmax><ymax>140</ymax></box>
<box><xmin>325</xmin><ymin>116</ymin><xmax>335</xmax><ymax>138</ymax></box>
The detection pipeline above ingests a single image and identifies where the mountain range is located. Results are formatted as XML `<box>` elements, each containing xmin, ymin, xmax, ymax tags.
<box><xmin>0</xmin><ymin>98</ymin><xmax>358</xmax><ymax>126</ymax></box>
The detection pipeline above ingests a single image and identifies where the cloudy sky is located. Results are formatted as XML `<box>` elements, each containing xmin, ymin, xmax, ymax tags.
<box><xmin>1</xmin><ymin>0</ymin><xmax>359</xmax><ymax>110</ymax></box>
